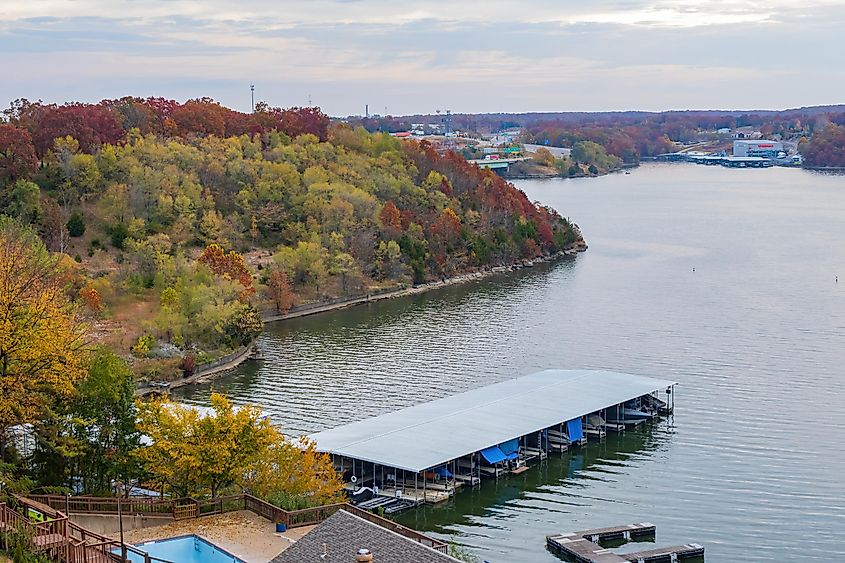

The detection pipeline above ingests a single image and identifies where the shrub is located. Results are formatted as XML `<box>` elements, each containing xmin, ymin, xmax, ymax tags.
<box><xmin>132</xmin><ymin>334</ymin><xmax>156</xmax><ymax>358</ymax></box>
<box><xmin>67</xmin><ymin>212</ymin><xmax>86</xmax><ymax>237</ymax></box>
<box><xmin>108</xmin><ymin>222</ymin><xmax>129</xmax><ymax>249</ymax></box>
<box><xmin>179</xmin><ymin>353</ymin><xmax>197</xmax><ymax>377</ymax></box>
<box><xmin>225</xmin><ymin>307</ymin><xmax>263</xmax><ymax>347</ymax></box>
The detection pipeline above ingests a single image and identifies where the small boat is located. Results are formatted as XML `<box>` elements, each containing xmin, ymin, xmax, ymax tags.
<box><xmin>350</xmin><ymin>487</ymin><xmax>375</xmax><ymax>504</ymax></box>
<box><xmin>606</xmin><ymin>408</ymin><xmax>653</xmax><ymax>423</ymax></box>
<box><xmin>586</xmin><ymin>414</ymin><xmax>606</xmax><ymax>438</ymax></box>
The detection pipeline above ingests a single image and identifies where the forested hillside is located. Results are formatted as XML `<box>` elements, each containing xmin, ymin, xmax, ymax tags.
<box><xmin>800</xmin><ymin>123</ymin><xmax>845</xmax><ymax>167</ymax></box>
<box><xmin>0</xmin><ymin>97</ymin><xmax>583</xmax><ymax>380</ymax></box>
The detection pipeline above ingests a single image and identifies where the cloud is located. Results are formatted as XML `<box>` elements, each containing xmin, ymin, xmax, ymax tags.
<box><xmin>0</xmin><ymin>1</ymin><xmax>843</xmax><ymax>115</ymax></box>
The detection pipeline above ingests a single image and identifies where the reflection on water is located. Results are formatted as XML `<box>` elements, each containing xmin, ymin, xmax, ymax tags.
<box><xmin>172</xmin><ymin>261</ymin><xmax>580</xmax><ymax>436</ymax></box>
<box><xmin>395</xmin><ymin>419</ymin><xmax>671</xmax><ymax>534</ymax></box>
<box><xmin>173</xmin><ymin>164</ymin><xmax>845</xmax><ymax>562</ymax></box>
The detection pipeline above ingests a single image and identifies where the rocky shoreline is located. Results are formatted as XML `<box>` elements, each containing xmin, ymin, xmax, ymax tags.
<box><xmin>137</xmin><ymin>244</ymin><xmax>587</xmax><ymax>395</ymax></box>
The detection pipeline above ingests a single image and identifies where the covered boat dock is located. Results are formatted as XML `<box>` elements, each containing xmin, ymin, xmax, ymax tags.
<box><xmin>310</xmin><ymin>369</ymin><xmax>676</xmax><ymax>511</ymax></box>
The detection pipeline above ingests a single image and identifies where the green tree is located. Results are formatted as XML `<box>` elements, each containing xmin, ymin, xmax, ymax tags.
<box><xmin>71</xmin><ymin>349</ymin><xmax>142</xmax><ymax>494</ymax></box>
<box><xmin>66</xmin><ymin>212</ymin><xmax>86</xmax><ymax>237</ymax></box>
<box><xmin>2</xmin><ymin>179</ymin><xmax>41</xmax><ymax>224</ymax></box>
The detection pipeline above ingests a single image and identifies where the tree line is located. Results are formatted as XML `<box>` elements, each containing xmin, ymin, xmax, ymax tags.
<box><xmin>0</xmin><ymin>95</ymin><xmax>583</xmax><ymax>511</ymax></box>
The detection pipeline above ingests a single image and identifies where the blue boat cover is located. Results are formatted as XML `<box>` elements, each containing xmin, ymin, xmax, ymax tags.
<box><xmin>480</xmin><ymin>446</ymin><xmax>507</xmax><ymax>464</ymax></box>
<box><xmin>566</xmin><ymin>418</ymin><xmax>584</xmax><ymax>442</ymax></box>
<box><xmin>499</xmin><ymin>438</ymin><xmax>519</xmax><ymax>456</ymax></box>
<box><xmin>434</xmin><ymin>466</ymin><xmax>452</xmax><ymax>478</ymax></box>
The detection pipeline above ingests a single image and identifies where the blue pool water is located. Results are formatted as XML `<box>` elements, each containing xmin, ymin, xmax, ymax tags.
<box><xmin>122</xmin><ymin>535</ymin><xmax>243</xmax><ymax>563</ymax></box>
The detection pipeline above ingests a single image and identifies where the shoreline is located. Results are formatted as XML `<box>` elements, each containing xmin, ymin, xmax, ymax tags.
<box><xmin>803</xmin><ymin>165</ymin><xmax>845</xmax><ymax>171</ymax></box>
<box><xmin>136</xmin><ymin>245</ymin><xmax>586</xmax><ymax>396</ymax></box>
<box><xmin>504</xmin><ymin>163</ymin><xmax>632</xmax><ymax>181</ymax></box>
<box><xmin>265</xmin><ymin>246</ymin><xmax>585</xmax><ymax>324</ymax></box>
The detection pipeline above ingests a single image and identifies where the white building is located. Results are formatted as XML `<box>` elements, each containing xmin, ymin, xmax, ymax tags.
<box><xmin>733</xmin><ymin>140</ymin><xmax>783</xmax><ymax>158</ymax></box>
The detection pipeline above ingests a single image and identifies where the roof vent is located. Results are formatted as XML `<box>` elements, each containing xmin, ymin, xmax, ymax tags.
<box><xmin>355</xmin><ymin>548</ymin><xmax>374</xmax><ymax>562</ymax></box>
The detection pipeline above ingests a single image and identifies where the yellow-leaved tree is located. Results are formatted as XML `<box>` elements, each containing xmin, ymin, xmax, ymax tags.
<box><xmin>243</xmin><ymin>435</ymin><xmax>345</xmax><ymax>511</ymax></box>
<box><xmin>136</xmin><ymin>392</ymin><xmax>343</xmax><ymax>507</ymax></box>
<box><xmin>0</xmin><ymin>218</ymin><xmax>89</xmax><ymax>456</ymax></box>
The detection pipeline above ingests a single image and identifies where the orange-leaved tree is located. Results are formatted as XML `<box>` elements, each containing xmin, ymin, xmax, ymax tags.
<box><xmin>267</xmin><ymin>269</ymin><xmax>296</xmax><ymax>314</ymax></box>
<box><xmin>197</xmin><ymin>243</ymin><xmax>255</xmax><ymax>297</ymax></box>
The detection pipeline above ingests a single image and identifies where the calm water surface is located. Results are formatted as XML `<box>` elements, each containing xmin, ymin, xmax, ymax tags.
<box><xmin>174</xmin><ymin>164</ymin><xmax>845</xmax><ymax>562</ymax></box>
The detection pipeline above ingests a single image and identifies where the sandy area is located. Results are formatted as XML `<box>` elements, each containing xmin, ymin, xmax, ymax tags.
<box><xmin>114</xmin><ymin>510</ymin><xmax>314</xmax><ymax>563</ymax></box>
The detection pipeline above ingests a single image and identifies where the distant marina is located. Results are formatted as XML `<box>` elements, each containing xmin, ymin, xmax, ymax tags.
<box><xmin>656</xmin><ymin>139</ymin><xmax>802</xmax><ymax>168</ymax></box>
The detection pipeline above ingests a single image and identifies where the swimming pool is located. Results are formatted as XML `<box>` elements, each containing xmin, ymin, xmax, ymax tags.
<box><xmin>122</xmin><ymin>535</ymin><xmax>244</xmax><ymax>563</ymax></box>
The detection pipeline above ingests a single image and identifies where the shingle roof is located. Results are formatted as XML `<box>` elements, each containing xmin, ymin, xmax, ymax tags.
<box><xmin>271</xmin><ymin>509</ymin><xmax>460</xmax><ymax>563</ymax></box>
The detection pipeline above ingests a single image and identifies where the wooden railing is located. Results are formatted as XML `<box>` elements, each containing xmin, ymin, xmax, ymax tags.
<box><xmin>286</xmin><ymin>502</ymin><xmax>346</xmax><ymax>527</ymax></box>
<box><xmin>243</xmin><ymin>494</ymin><xmax>284</xmax><ymax>524</ymax></box>
<box><xmin>1</xmin><ymin>500</ymin><xmax>125</xmax><ymax>563</ymax></box>
<box><xmin>28</xmin><ymin>494</ymin><xmax>176</xmax><ymax>517</ymax></box>
<box><xmin>15</xmin><ymin>494</ymin><xmax>449</xmax><ymax>556</ymax></box>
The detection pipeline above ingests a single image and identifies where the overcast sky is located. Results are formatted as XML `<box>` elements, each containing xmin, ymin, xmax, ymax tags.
<box><xmin>1</xmin><ymin>1</ymin><xmax>842</xmax><ymax>116</ymax></box>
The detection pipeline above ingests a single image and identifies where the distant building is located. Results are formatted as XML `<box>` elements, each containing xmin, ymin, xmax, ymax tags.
<box><xmin>733</xmin><ymin>140</ymin><xmax>784</xmax><ymax>158</ymax></box>
<box><xmin>732</xmin><ymin>126</ymin><xmax>763</xmax><ymax>139</ymax></box>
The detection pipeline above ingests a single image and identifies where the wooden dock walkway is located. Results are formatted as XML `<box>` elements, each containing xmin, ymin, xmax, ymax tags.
<box><xmin>546</xmin><ymin>522</ymin><xmax>703</xmax><ymax>563</ymax></box>
<box><xmin>547</xmin><ymin>535</ymin><xmax>629</xmax><ymax>562</ymax></box>
<box><xmin>574</xmin><ymin>522</ymin><xmax>656</xmax><ymax>542</ymax></box>
<box><xmin>623</xmin><ymin>543</ymin><xmax>705</xmax><ymax>562</ymax></box>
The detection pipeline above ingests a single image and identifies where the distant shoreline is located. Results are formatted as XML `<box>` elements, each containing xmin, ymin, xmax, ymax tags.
<box><xmin>803</xmin><ymin>165</ymin><xmax>845</xmax><ymax>172</ymax></box>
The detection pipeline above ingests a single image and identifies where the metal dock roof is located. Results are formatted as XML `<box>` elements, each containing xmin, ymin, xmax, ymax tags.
<box><xmin>310</xmin><ymin>369</ymin><xmax>676</xmax><ymax>472</ymax></box>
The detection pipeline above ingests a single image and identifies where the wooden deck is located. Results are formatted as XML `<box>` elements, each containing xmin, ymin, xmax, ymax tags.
<box><xmin>547</xmin><ymin>535</ymin><xmax>629</xmax><ymax>562</ymax></box>
<box><xmin>546</xmin><ymin>523</ymin><xmax>703</xmax><ymax>563</ymax></box>
<box><xmin>575</xmin><ymin>522</ymin><xmax>656</xmax><ymax>542</ymax></box>
<box><xmin>623</xmin><ymin>543</ymin><xmax>705</xmax><ymax>562</ymax></box>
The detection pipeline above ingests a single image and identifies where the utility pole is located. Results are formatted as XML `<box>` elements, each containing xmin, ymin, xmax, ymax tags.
<box><xmin>250</xmin><ymin>84</ymin><xmax>255</xmax><ymax>113</ymax></box>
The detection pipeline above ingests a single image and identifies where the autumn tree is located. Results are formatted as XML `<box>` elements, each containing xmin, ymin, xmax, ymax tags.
<box><xmin>267</xmin><ymin>269</ymin><xmax>296</xmax><ymax>314</ymax></box>
<box><xmin>244</xmin><ymin>435</ymin><xmax>344</xmax><ymax>511</ymax></box>
<box><xmin>136</xmin><ymin>392</ymin><xmax>343</xmax><ymax>504</ymax></box>
<box><xmin>136</xmin><ymin>393</ymin><xmax>273</xmax><ymax>498</ymax></box>
<box><xmin>28</xmin><ymin>103</ymin><xmax>124</xmax><ymax>156</ymax></box>
<box><xmin>0</xmin><ymin>218</ymin><xmax>89</xmax><ymax>456</ymax></box>
<box><xmin>198</xmin><ymin>243</ymin><xmax>255</xmax><ymax>297</ymax></box>
<box><xmin>170</xmin><ymin>98</ymin><xmax>227</xmax><ymax>137</ymax></box>
<box><xmin>0</xmin><ymin>124</ymin><xmax>38</xmax><ymax>184</ymax></box>
<box><xmin>379</xmin><ymin>200</ymin><xmax>402</xmax><ymax>238</ymax></box>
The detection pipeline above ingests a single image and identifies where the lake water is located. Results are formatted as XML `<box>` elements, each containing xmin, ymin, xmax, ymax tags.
<box><xmin>173</xmin><ymin>163</ymin><xmax>845</xmax><ymax>562</ymax></box>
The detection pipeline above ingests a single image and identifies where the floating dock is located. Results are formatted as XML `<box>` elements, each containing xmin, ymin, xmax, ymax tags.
<box><xmin>546</xmin><ymin>523</ymin><xmax>703</xmax><ymax>562</ymax></box>
<box><xmin>310</xmin><ymin>370</ymin><xmax>676</xmax><ymax>512</ymax></box>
